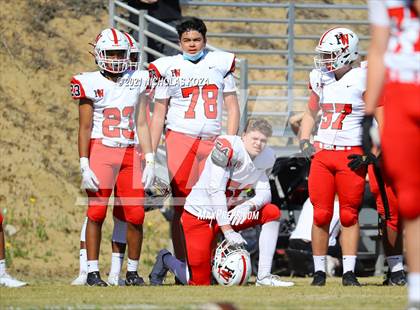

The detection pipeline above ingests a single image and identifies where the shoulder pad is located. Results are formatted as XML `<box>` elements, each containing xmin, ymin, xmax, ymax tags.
<box><xmin>211</xmin><ymin>137</ymin><xmax>236</xmax><ymax>168</ymax></box>
<box><xmin>208</xmin><ymin>51</ymin><xmax>236</xmax><ymax>76</ymax></box>
<box><xmin>149</xmin><ymin>55</ymin><xmax>178</xmax><ymax>79</ymax></box>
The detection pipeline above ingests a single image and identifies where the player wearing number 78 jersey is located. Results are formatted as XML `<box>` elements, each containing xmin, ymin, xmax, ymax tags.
<box><xmin>149</xmin><ymin>17</ymin><xmax>240</xmax><ymax>262</ymax></box>
<box><xmin>299</xmin><ymin>27</ymin><xmax>367</xmax><ymax>287</ymax></box>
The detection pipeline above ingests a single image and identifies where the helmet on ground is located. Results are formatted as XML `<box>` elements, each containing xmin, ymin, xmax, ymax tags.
<box><xmin>212</xmin><ymin>239</ymin><xmax>251</xmax><ymax>286</ymax></box>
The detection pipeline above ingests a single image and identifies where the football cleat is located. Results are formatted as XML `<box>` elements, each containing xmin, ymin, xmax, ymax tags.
<box><xmin>311</xmin><ymin>271</ymin><xmax>326</xmax><ymax>286</ymax></box>
<box><xmin>256</xmin><ymin>274</ymin><xmax>294</xmax><ymax>287</ymax></box>
<box><xmin>0</xmin><ymin>273</ymin><xmax>27</xmax><ymax>288</ymax></box>
<box><xmin>107</xmin><ymin>273</ymin><xmax>125</xmax><ymax>286</ymax></box>
<box><xmin>125</xmin><ymin>271</ymin><xmax>145</xmax><ymax>286</ymax></box>
<box><xmin>383</xmin><ymin>270</ymin><xmax>407</xmax><ymax>286</ymax></box>
<box><xmin>71</xmin><ymin>272</ymin><xmax>87</xmax><ymax>286</ymax></box>
<box><xmin>86</xmin><ymin>271</ymin><xmax>108</xmax><ymax>287</ymax></box>
<box><xmin>149</xmin><ymin>249</ymin><xmax>170</xmax><ymax>286</ymax></box>
<box><xmin>342</xmin><ymin>271</ymin><xmax>361</xmax><ymax>286</ymax></box>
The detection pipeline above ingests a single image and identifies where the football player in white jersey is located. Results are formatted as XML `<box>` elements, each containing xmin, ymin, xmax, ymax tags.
<box><xmin>0</xmin><ymin>213</ymin><xmax>27</xmax><ymax>287</ymax></box>
<box><xmin>71</xmin><ymin>31</ymin><xmax>143</xmax><ymax>287</ymax></box>
<box><xmin>148</xmin><ymin>17</ymin><xmax>240</xmax><ymax>263</ymax></box>
<box><xmin>365</xmin><ymin>1</ymin><xmax>420</xmax><ymax>307</ymax></box>
<box><xmin>70</xmin><ymin>28</ymin><xmax>154</xmax><ymax>286</ymax></box>
<box><xmin>299</xmin><ymin>28</ymin><xmax>368</xmax><ymax>286</ymax></box>
<box><xmin>148</xmin><ymin>119</ymin><xmax>294</xmax><ymax>287</ymax></box>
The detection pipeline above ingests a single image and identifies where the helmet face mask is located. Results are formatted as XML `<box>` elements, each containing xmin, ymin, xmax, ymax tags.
<box><xmin>212</xmin><ymin>239</ymin><xmax>252</xmax><ymax>286</ymax></box>
<box><xmin>94</xmin><ymin>28</ymin><xmax>130</xmax><ymax>74</ymax></box>
<box><xmin>314</xmin><ymin>27</ymin><xmax>359</xmax><ymax>72</ymax></box>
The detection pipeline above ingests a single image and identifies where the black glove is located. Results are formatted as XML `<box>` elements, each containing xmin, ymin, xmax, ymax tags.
<box><xmin>361</xmin><ymin>115</ymin><xmax>374</xmax><ymax>154</ymax></box>
<box><xmin>347</xmin><ymin>153</ymin><xmax>377</xmax><ymax>171</ymax></box>
<box><xmin>299</xmin><ymin>139</ymin><xmax>315</xmax><ymax>160</ymax></box>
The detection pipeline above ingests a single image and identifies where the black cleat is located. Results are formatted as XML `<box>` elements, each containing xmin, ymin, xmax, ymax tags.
<box><xmin>311</xmin><ymin>271</ymin><xmax>326</xmax><ymax>286</ymax></box>
<box><xmin>125</xmin><ymin>271</ymin><xmax>145</xmax><ymax>286</ymax></box>
<box><xmin>342</xmin><ymin>271</ymin><xmax>361</xmax><ymax>286</ymax></box>
<box><xmin>386</xmin><ymin>270</ymin><xmax>407</xmax><ymax>286</ymax></box>
<box><xmin>149</xmin><ymin>249</ymin><xmax>170</xmax><ymax>286</ymax></box>
<box><xmin>86</xmin><ymin>271</ymin><xmax>108</xmax><ymax>287</ymax></box>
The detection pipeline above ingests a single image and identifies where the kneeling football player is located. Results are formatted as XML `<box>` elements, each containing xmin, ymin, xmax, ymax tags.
<box><xmin>149</xmin><ymin>118</ymin><xmax>294</xmax><ymax>286</ymax></box>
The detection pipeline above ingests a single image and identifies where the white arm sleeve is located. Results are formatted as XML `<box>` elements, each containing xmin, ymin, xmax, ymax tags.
<box><xmin>207</xmin><ymin>162</ymin><xmax>231</xmax><ymax>226</ymax></box>
<box><xmin>368</xmin><ymin>0</ymin><xmax>389</xmax><ymax>26</ymax></box>
<box><xmin>248</xmin><ymin>173</ymin><xmax>272</xmax><ymax>210</ymax></box>
<box><xmin>223</xmin><ymin>73</ymin><xmax>237</xmax><ymax>93</ymax></box>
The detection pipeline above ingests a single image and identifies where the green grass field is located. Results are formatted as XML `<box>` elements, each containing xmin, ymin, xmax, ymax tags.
<box><xmin>0</xmin><ymin>277</ymin><xmax>406</xmax><ymax>309</ymax></box>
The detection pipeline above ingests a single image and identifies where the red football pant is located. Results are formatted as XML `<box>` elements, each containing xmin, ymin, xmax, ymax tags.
<box><xmin>381</xmin><ymin>81</ymin><xmax>420</xmax><ymax>219</ymax></box>
<box><xmin>87</xmin><ymin>139</ymin><xmax>145</xmax><ymax>225</ymax></box>
<box><xmin>165</xmin><ymin>130</ymin><xmax>215</xmax><ymax>212</ymax></box>
<box><xmin>181</xmin><ymin>204</ymin><xmax>281</xmax><ymax>286</ymax></box>
<box><xmin>309</xmin><ymin>147</ymin><xmax>367</xmax><ymax>227</ymax></box>
<box><xmin>0</xmin><ymin>212</ymin><xmax>2</xmax><ymax>225</ymax></box>
<box><xmin>368</xmin><ymin>165</ymin><xmax>400</xmax><ymax>232</ymax></box>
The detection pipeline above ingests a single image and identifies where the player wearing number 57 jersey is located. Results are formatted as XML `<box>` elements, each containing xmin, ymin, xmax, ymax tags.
<box><xmin>299</xmin><ymin>27</ymin><xmax>367</xmax><ymax>287</ymax></box>
<box><xmin>71</xmin><ymin>28</ymin><xmax>154</xmax><ymax>287</ymax></box>
<box><xmin>149</xmin><ymin>18</ymin><xmax>240</xmax><ymax>262</ymax></box>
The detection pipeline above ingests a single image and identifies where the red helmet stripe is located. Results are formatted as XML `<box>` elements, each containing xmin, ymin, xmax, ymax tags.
<box><xmin>124</xmin><ymin>32</ymin><xmax>134</xmax><ymax>47</ymax></box>
<box><xmin>110</xmin><ymin>28</ymin><xmax>119</xmax><ymax>44</ymax></box>
<box><xmin>319</xmin><ymin>27</ymin><xmax>339</xmax><ymax>45</ymax></box>
<box><xmin>239</xmin><ymin>254</ymin><xmax>247</xmax><ymax>285</ymax></box>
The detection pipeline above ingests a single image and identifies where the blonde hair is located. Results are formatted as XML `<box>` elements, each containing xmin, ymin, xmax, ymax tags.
<box><xmin>244</xmin><ymin>118</ymin><xmax>273</xmax><ymax>137</ymax></box>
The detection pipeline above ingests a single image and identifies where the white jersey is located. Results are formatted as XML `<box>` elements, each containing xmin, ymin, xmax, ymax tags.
<box><xmin>290</xmin><ymin>198</ymin><xmax>340</xmax><ymax>247</ymax></box>
<box><xmin>150</xmin><ymin>51</ymin><xmax>236</xmax><ymax>138</ymax></box>
<box><xmin>70</xmin><ymin>70</ymin><xmax>149</xmax><ymax>145</ymax></box>
<box><xmin>309</xmin><ymin>67</ymin><xmax>366</xmax><ymax>146</ymax></box>
<box><xmin>185</xmin><ymin>135</ymin><xmax>276</xmax><ymax>220</ymax></box>
<box><xmin>368</xmin><ymin>0</ymin><xmax>420</xmax><ymax>83</ymax></box>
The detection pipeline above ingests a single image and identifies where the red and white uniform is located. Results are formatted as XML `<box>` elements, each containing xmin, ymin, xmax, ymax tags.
<box><xmin>369</xmin><ymin>0</ymin><xmax>420</xmax><ymax>219</ymax></box>
<box><xmin>71</xmin><ymin>69</ymin><xmax>150</xmax><ymax>224</ymax></box>
<box><xmin>308</xmin><ymin>68</ymin><xmax>367</xmax><ymax>228</ymax></box>
<box><xmin>149</xmin><ymin>51</ymin><xmax>236</xmax><ymax>207</ymax></box>
<box><xmin>182</xmin><ymin>136</ymin><xmax>280</xmax><ymax>285</ymax></box>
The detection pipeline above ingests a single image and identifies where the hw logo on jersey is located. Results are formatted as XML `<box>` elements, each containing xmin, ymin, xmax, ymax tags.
<box><xmin>171</xmin><ymin>69</ymin><xmax>180</xmax><ymax>77</ymax></box>
<box><xmin>94</xmin><ymin>89</ymin><xmax>104</xmax><ymax>98</ymax></box>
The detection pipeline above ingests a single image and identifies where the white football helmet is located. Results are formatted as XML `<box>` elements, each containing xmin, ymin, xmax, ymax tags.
<box><xmin>94</xmin><ymin>28</ymin><xmax>130</xmax><ymax>73</ymax></box>
<box><xmin>212</xmin><ymin>239</ymin><xmax>252</xmax><ymax>286</ymax></box>
<box><xmin>123</xmin><ymin>32</ymin><xmax>141</xmax><ymax>70</ymax></box>
<box><xmin>314</xmin><ymin>27</ymin><xmax>359</xmax><ymax>72</ymax></box>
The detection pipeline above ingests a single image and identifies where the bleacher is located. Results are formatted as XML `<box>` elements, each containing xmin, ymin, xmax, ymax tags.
<box><xmin>109</xmin><ymin>0</ymin><xmax>368</xmax><ymax>151</ymax></box>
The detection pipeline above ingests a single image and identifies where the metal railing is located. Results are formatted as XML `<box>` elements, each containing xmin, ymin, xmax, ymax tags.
<box><xmin>109</xmin><ymin>0</ymin><xmax>369</xmax><ymax>141</ymax></box>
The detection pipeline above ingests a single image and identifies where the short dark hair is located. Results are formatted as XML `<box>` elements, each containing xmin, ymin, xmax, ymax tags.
<box><xmin>176</xmin><ymin>17</ymin><xmax>207</xmax><ymax>39</ymax></box>
<box><xmin>244</xmin><ymin>118</ymin><xmax>273</xmax><ymax>137</ymax></box>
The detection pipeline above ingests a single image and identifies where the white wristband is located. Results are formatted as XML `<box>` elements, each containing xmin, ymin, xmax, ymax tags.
<box><xmin>145</xmin><ymin>153</ymin><xmax>154</xmax><ymax>165</ymax></box>
<box><xmin>80</xmin><ymin>157</ymin><xmax>89</xmax><ymax>169</ymax></box>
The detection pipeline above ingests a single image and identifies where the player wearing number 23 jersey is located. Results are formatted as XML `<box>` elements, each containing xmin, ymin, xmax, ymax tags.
<box><xmin>149</xmin><ymin>18</ymin><xmax>240</xmax><ymax>261</ymax></box>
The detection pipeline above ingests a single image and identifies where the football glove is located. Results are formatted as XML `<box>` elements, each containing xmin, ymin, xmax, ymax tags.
<box><xmin>145</xmin><ymin>176</ymin><xmax>171</xmax><ymax>198</ymax></box>
<box><xmin>80</xmin><ymin>157</ymin><xmax>99</xmax><ymax>192</ymax></box>
<box><xmin>224</xmin><ymin>229</ymin><xmax>247</xmax><ymax>247</ymax></box>
<box><xmin>299</xmin><ymin>139</ymin><xmax>315</xmax><ymax>160</ymax></box>
<box><xmin>142</xmin><ymin>153</ymin><xmax>155</xmax><ymax>190</ymax></box>
<box><xmin>347</xmin><ymin>153</ymin><xmax>377</xmax><ymax>171</ymax></box>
